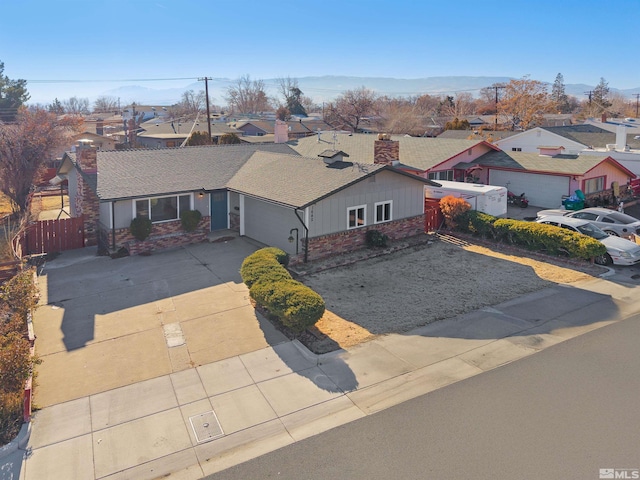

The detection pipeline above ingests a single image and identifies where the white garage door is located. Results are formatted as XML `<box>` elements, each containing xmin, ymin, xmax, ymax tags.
<box><xmin>488</xmin><ymin>170</ymin><xmax>570</xmax><ymax>208</ymax></box>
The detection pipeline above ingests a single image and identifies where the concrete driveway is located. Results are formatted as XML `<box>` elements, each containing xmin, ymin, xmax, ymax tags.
<box><xmin>33</xmin><ymin>237</ymin><xmax>288</xmax><ymax>408</ymax></box>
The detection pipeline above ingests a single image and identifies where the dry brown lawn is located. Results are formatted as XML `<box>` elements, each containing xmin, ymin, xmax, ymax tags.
<box><xmin>298</xmin><ymin>238</ymin><xmax>604</xmax><ymax>353</ymax></box>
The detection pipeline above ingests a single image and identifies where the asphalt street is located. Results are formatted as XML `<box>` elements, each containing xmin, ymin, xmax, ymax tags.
<box><xmin>207</xmin><ymin>313</ymin><xmax>640</xmax><ymax>480</ymax></box>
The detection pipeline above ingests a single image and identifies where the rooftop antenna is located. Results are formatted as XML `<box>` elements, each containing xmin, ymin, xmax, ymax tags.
<box><xmin>332</xmin><ymin>131</ymin><xmax>338</xmax><ymax>150</ymax></box>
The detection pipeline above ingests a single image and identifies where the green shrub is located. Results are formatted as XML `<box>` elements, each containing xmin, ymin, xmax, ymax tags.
<box><xmin>240</xmin><ymin>250</ymin><xmax>292</xmax><ymax>288</ymax></box>
<box><xmin>365</xmin><ymin>229</ymin><xmax>389</xmax><ymax>248</ymax></box>
<box><xmin>241</xmin><ymin>247</ymin><xmax>325</xmax><ymax>332</ymax></box>
<box><xmin>492</xmin><ymin>219</ymin><xmax>606</xmax><ymax>260</ymax></box>
<box><xmin>180</xmin><ymin>209</ymin><xmax>202</xmax><ymax>232</ymax></box>
<box><xmin>459</xmin><ymin>211</ymin><xmax>498</xmax><ymax>238</ymax></box>
<box><xmin>250</xmin><ymin>279</ymin><xmax>325</xmax><ymax>332</ymax></box>
<box><xmin>130</xmin><ymin>217</ymin><xmax>152</xmax><ymax>241</ymax></box>
<box><xmin>257</xmin><ymin>247</ymin><xmax>290</xmax><ymax>266</ymax></box>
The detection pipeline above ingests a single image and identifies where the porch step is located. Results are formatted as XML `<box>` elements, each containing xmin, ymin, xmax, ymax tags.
<box><xmin>207</xmin><ymin>229</ymin><xmax>239</xmax><ymax>243</ymax></box>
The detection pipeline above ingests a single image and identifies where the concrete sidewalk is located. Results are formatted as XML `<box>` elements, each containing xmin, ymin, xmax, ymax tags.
<box><xmin>5</xmin><ymin>265</ymin><xmax>640</xmax><ymax>479</ymax></box>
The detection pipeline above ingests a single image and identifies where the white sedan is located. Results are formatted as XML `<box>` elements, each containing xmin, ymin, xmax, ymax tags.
<box><xmin>536</xmin><ymin>215</ymin><xmax>640</xmax><ymax>266</ymax></box>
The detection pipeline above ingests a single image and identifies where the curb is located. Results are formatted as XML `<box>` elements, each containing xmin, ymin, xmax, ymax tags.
<box><xmin>0</xmin><ymin>422</ymin><xmax>31</xmax><ymax>459</ymax></box>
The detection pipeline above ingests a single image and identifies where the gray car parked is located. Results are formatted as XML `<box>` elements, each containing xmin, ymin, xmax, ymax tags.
<box><xmin>536</xmin><ymin>207</ymin><xmax>640</xmax><ymax>239</ymax></box>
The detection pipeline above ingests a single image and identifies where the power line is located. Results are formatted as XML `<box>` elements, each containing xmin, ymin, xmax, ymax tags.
<box><xmin>25</xmin><ymin>77</ymin><xmax>199</xmax><ymax>84</ymax></box>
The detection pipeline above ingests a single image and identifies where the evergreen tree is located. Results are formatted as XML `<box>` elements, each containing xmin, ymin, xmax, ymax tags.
<box><xmin>0</xmin><ymin>61</ymin><xmax>29</xmax><ymax>122</ymax></box>
<box><xmin>551</xmin><ymin>73</ymin><xmax>570</xmax><ymax>113</ymax></box>
<box><xmin>592</xmin><ymin>77</ymin><xmax>612</xmax><ymax>111</ymax></box>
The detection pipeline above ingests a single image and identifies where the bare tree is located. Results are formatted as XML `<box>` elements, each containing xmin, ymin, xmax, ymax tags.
<box><xmin>62</xmin><ymin>96</ymin><xmax>90</xmax><ymax>115</ymax></box>
<box><xmin>171</xmin><ymin>90</ymin><xmax>206</xmax><ymax>117</ymax></box>
<box><xmin>225</xmin><ymin>75</ymin><xmax>271</xmax><ymax>114</ymax></box>
<box><xmin>0</xmin><ymin>108</ymin><xmax>83</xmax><ymax>214</ymax></box>
<box><xmin>93</xmin><ymin>96</ymin><xmax>119</xmax><ymax>114</ymax></box>
<box><xmin>325</xmin><ymin>87</ymin><xmax>378</xmax><ymax>133</ymax></box>
<box><xmin>375</xmin><ymin>96</ymin><xmax>423</xmax><ymax>135</ymax></box>
<box><xmin>276</xmin><ymin>77</ymin><xmax>308</xmax><ymax>116</ymax></box>
<box><xmin>499</xmin><ymin>76</ymin><xmax>555</xmax><ymax>130</ymax></box>
<box><xmin>438</xmin><ymin>92</ymin><xmax>476</xmax><ymax>118</ymax></box>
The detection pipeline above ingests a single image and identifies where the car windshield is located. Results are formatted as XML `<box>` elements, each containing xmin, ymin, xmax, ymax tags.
<box><xmin>606</xmin><ymin>212</ymin><xmax>640</xmax><ymax>224</ymax></box>
<box><xmin>576</xmin><ymin>222</ymin><xmax>608</xmax><ymax>239</ymax></box>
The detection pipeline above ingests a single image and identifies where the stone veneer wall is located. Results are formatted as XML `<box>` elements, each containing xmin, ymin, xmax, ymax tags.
<box><xmin>99</xmin><ymin>216</ymin><xmax>211</xmax><ymax>255</ymax></box>
<box><xmin>292</xmin><ymin>214</ymin><xmax>425</xmax><ymax>265</ymax></box>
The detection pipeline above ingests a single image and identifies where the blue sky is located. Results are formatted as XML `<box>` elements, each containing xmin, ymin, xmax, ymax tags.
<box><xmin>2</xmin><ymin>0</ymin><xmax>639</xmax><ymax>104</ymax></box>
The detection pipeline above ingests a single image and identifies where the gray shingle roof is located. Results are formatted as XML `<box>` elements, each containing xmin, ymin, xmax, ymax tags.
<box><xmin>543</xmin><ymin>125</ymin><xmax>640</xmax><ymax>149</ymax></box>
<box><xmin>476</xmin><ymin>150</ymin><xmax>624</xmax><ymax>175</ymax></box>
<box><xmin>289</xmin><ymin>133</ymin><xmax>488</xmax><ymax>171</ymax></box>
<box><xmin>67</xmin><ymin>143</ymin><xmax>297</xmax><ymax>201</ymax></box>
<box><xmin>226</xmin><ymin>152</ymin><xmax>433</xmax><ymax>209</ymax></box>
<box><xmin>138</xmin><ymin>119</ymin><xmax>240</xmax><ymax>138</ymax></box>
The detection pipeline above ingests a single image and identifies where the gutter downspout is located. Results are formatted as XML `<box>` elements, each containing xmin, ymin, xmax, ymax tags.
<box><xmin>111</xmin><ymin>201</ymin><xmax>116</xmax><ymax>251</ymax></box>
<box><xmin>294</xmin><ymin>209</ymin><xmax>309</xmax><ymax>263</ymax></box>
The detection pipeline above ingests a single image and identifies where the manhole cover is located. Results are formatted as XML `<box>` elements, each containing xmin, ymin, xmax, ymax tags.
<box><xmin>189</xmin><ymin>411</ymin><xmax>223</xmax><ymax>443</ymax></box>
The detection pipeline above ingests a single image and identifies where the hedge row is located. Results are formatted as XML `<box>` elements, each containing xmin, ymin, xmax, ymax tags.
<box><xmin>240</xmin><ymin>248</ymin><xmax>325</xmax><ymax>332</ymax></box>
<box><xmin>458</xmin><ymin>210</ymin><xmax>606</xmax><ymax>260</ymax></box>
<box><xmin>0</xmin><ymin>269</ymin><xmax>40</xmax><ymax>446</ymax></box>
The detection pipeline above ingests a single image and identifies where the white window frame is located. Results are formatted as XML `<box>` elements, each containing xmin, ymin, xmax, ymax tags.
<box><xmin>583</xmin><ymin>176</ymin><xmax>605</xmax><ymax>194</ymax></box>
<box><xmin>133</xmin><ymin>193</ymin><xmax>193</xmax><ymax>224</ymax></box>
<box><xmin>374</xmin><ymin>200</ymin><xmax>392</xmax><ymax>224</ymax></box>
<box><xmin>428</xmin><ymin>170</ymin><xmax>454</xmax><ymax>181</ymax></box>
<box><xmin>347</xmin><ymin>205</ymin><xmax>366</xmax><ymax>230</ymax></box>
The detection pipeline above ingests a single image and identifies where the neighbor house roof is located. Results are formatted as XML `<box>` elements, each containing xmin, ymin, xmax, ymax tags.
<box><xmin>227</xmin><ymin>152</ymin><xmax>436</xmax><ymax>209</ymax></box>
<box><xmin>476</xmin><ymin>150</ymin><xmax>636</xmax><ymax>177</ymax></box>
<box><xmin>64</xmin><ymin>143</ymin><xmax>298</xmax><ymax>201</ymax></box>
<box><xmin>138</xmin><ymin>119</ymin><xmax>240</xmax><ymax>138</ymax></box>
<box><xmin>289</xmin><ymin>133</ymin><xmax>496</xmax><ymax>171</ymax></box>
<box><xmin>543</xmin><ymin>125</ymin><xmax>640</xmax><ymax>149</ymax></box>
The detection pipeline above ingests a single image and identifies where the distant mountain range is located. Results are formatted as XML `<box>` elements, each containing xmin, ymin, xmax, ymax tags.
<box><xmin>99</xmin><ymin>75</ymin><xmax>640</xmax><ymax>107</ymax></box>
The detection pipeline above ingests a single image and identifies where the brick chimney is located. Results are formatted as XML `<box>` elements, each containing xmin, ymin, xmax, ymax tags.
<box><xmin>601</xmin><ymin>113</ymin><xmax>607</xmax><ymax>123</ymax></box>
<box><xmin>76</xmin><ymin>139</ymin><xmax>97</xmax><ymax>172</ymax></box>
<box><xmin>96</xmin><ymin>119</ymin><xmax>104</xmax><ymax>136</ymax></box>
<box><xmin>74</xmin><ymin>139</ymin><xmax>99</xmax><ymax>246</ymax></box>
<box><xmin>274</xmin><ymin>119</ymin><xmax>289</xmax><ymax>143</ymax></box>
<box><xmin>374</xmin><ymin>134</ymin><xmax>399</xmax><ymax>165</ymax></box>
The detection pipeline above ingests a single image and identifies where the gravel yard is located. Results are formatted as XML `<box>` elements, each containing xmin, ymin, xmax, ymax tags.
<box><xmin>294</xmin><ymin>236</ymin><xmax>605</xmax><ymax>353</ymax></box>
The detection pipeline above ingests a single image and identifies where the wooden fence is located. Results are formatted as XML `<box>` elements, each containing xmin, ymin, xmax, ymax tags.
<box><xmin>22</xmin><ymin>216</ymin><xmax>84</xmax><ymax>255</ymax></box>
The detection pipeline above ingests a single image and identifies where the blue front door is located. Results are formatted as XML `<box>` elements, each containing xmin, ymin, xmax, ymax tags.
<box><xmin>210</xmin><ymin>190</ymin><xmax>228</xmax><ymax>230</ymax></box>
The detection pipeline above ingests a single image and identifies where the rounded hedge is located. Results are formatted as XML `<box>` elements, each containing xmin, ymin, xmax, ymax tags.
<box><xmin>180</xmin><ymin>209</ymin><xmax>202</xmax><ymax>232</ymax></box>
<box><xmin>130</xmin><ymin>217</ymin><xmax>152</xmax><ymax>241</ymax></box>
<box><xmin>241</xmin><ymin>247</ymin><xmax>325</xmax><ymax>332</ymax></box>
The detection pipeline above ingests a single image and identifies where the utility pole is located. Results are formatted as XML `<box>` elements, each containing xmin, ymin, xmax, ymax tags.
<box><xmin>199</xmin><ymin>77</ymin><xmax>212</xmax><ymax>144</ymax></box>
<box><xmin>584</xmin><ymin>91</ymin><xmax>593</xmax><ymax>106</ymax></box>
<box><xmin>490</xmin><ymin>85</ymin><xmax>505</xmax><ymax>131</ymax></box>
<box><xmin>633</xmin><ymin>93</ymin><xmax>640</xmax><ymax>118</ymax></box>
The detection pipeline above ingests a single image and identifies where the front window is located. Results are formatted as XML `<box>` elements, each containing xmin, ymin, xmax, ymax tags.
<box><xmin>583</xmin><ymin>176</ymin><xmax>605</xmax><ymax>194</ymax></box>
<box><xmin>375</xmin><ymin>201</ymin><xmax>392</xmax><ymax>224</ymax></box>
<box><xmin>348</xmin><ymin>205</ymin><xmax>366</xmax><ymax>229</ymax></box>
<box><xmin>136</xmin><ymin>194</ymin><xmax>191</xmax><ymax>223</ymax></box>
<box><xmin>428</xmin><ymin>170</ymin><xmax>454</xmax><ymax>181</ymax></box>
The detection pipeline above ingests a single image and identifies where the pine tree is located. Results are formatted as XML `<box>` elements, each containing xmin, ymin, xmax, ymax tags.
<box><xmin>592</xmin><ymin>77</ymin><xmax>612</xmax><ymax>111</ymax></box>
<box><xmin>551</xmin><ymin>73</ymin><xmax>570</xmax><ymax>113</ymax></box>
